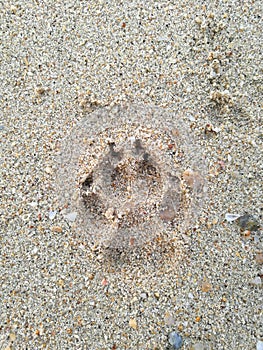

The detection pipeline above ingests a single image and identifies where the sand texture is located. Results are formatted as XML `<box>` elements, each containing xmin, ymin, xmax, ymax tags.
<box><xmin>1</xmin><ymin>1</ymin><xmax>262</xmax><ymax>349</ymax></box>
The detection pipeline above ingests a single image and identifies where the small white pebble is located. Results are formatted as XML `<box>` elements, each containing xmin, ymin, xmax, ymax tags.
<box><xmin>45</xmin><ymin>166</ymin><xmax>53</xmax><ymax>174</ymax></box>
<box><xmin>187</xmin><ymin>114</ymin><xmax>196</xmax><ymax>122</ymax></box>
<box><xmin>32</xmin><ymin>247</ymin><xmax>38</xmax><ymax>254</ymax></box>
<box><xmin>257</xmin><ymin>340</ymin><xmax>263</xmax><ymax>350</ymax></box>
<box><xmin>251</xmin><ymin>277</ymin><xmax>262</xmax><ymax>286</ymax></box>
<box><xmin>29</xmin><ymin>202</ymin><xmax>38</xmax><ymax>208</ymax></box>
<box><xmin>64</xmin><ymin>212</ymin><xmax>77</xmax><ymax>222</ymax></box>
<box><xmin>225</xmin><ymin>213</ymin><xmax>241</xmax><ymax>222</ymax></box>
<box><xmin>49</xmin><ymin>211</ymin><xmax>57</xmax><ymax>220</ymax></box>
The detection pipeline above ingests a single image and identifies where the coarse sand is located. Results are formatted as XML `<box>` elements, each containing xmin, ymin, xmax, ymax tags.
<box><xmin>1</xmin><ymin>1</ymin><xmax>262</xmax><ymax>349</ymax></box>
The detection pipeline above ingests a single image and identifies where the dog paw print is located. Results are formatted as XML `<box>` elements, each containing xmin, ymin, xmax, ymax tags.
<box><xmin>56</xmin><ymin>104</ymin><xmax>207</xmax><ymax>247</ymax></box>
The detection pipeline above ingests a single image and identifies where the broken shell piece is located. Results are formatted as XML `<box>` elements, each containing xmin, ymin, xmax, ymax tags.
<box><xmin>105</xmin><ymin>207</ymin><xmax>115</xmax><ymax>220</ymax></box>
<box><xmin>225</xmin><ymin>213</ymin><xmax>242</xmax><ymax>222</ymax></box>
<box><xmin>49</xmin><ymin>211</ymin><xmax>57</xmax><ymax>220</ymax></box>
<box><xmin>64</xmin><ymin>212</ymin><xmax>78</xmax><ymax>222</ymax></box>
<box><xmin>204</xmin><ymin>123</ymin><xmax>220</xmax><ymax>135</ymax></box>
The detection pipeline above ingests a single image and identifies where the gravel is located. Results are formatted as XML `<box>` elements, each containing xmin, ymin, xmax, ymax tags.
<box><xmin>1</xmin><ymin>1</ymin><xmax>262</xmax><ymax>349</ymax></box>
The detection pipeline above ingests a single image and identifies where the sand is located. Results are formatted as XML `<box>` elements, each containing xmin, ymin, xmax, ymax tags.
<box><xmin>1</xmin><ymin>1</ymin><xmax>262</xmax><ymax>349</ymax></box>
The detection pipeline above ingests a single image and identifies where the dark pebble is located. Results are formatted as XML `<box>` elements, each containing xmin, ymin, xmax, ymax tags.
<box><xmin>237</xmin><ymin>214</ymin><xmax>260</xmax><ymax>231</ymax></box>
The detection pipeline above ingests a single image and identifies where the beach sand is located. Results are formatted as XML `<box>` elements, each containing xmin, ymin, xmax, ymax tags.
<box><xmin>1</xmin><ymin>1</ymin><xmax>262</xmax><ymax>349</ymax></box>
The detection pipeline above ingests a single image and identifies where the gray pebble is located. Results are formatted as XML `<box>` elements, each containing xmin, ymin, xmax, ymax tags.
<box><xmin>192</xmin><ymin>343</ymin><xmax>210</xmax><ymax>350</ymax></box>
<box><xmin>168</xmin><ymin>332</ymin><xmax>183</xmax><ymax>349</ymax></box>
<box><xmin>237</xmin><ymin>214</ymin><xmax>260</xmax><ymax>231</ymax></box>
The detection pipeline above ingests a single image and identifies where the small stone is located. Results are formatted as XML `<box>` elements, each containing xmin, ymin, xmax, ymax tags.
<box><xmin>88</xmin><ymin>273</ymin><xmax>94</xmax><ymax>280</ymax></box>
<box><xmin>257</xmin><ymin>340</ymin><xmax>263</xmax><ymax>350</ymax></box>
<box><xmin>29</xmin><ymin>201</ymin><xmax>38</xmax><ymax>208</ymax></box>
<box><xmin>49</xmin><ymin>211</ymin><xmax>57</xmax><ymax>220</ymax></box>
<box><xmin>35</xmin><ymin>86</ymin><xmax>46</xmax><ymax>95</ymax></box>
<box><xmin>204</xmin><ymin>123</ymin><xmax>220</xmax><ymax>135</ymax></box>
<box><xmin>255</xmin><ymin>253</ymin><xmax>263</xmax><ymax>264</ymax></box>
<box><xmin>154</xmin><ymin>292</ymin><xmax>160</xmax><ymax>299</ymax></box>
<box><xmin>201</xmin><ymin>281</ymin><xmax>212</xmax><ymax>292</ymax></box>
<box><xmin>140</xmin><ymin>292</ymin><xmax>148</xmax><ymax>300</ymax></box>
<box><xmin>101</xmin><ymin>278</ymin><xmax>108</xmax><ymax>286</ymax></box>
<box><xmin>129</xmin><ymin>318</ymin><xmax>137</xmax><ymax>330</ymax></box>
<box><xmin>51</xmin><ymin>226</ymin><xmax>63</xmax><ymax>233</ymax></box>
<box><xmin>164</xmin><ymin>312</ymin><xmax>175</xmax><ymax>326</ymax></box>
<box><xmin>236</xmin><ymin>214</ymin><xmax>260</xmax><ymax>231</ymax></box>
<box><xmin>168</xmin><ymin>332</ymin><xmax>183</xmax><ymax>349</ymax></box>
<box><xmin>191</xmin><ymin>343</ymin><xmax>209</xmax><ymax>350</ymax></box>
<box><xmin>195</xmin><ymin>17</ymin><xmax>202</xmax><ymax>24</ymax></box>
<box><xmin>45</xmin><ymin>166</ymin><xmax>53</xmax><ymax>174</ymax></box>
<box><xmin>57</xmin><ymin>279</ymin><xmax>65</xmax><ymax>287</ymax></box>
<box><xmin>187</xmin><ymin>114</ymin><xmax>196</xmax><ymax>122</ymax></box>
<box><xmin>251</xmin><ymin>276</ymin><xmax>262</xmax><ymax>286</ymax></box>
<box><xmin>225</xmin><ymin>213</ymin><xmax>241</xmax><ymax>222</ymax></box>
<box><xmin>10</xmin><ymin>5</ymin><xmax>17</xmax><ymax>14</ymax></box>
<box><xmin>105</xmin><ymin>207</ymin><xmax>115</xmax><ymax>220</ymax></box>
<box><xmin>9</xmin><ymin>333</ymin><xmax>16</xmax><ymax>341</ymax></box>
<box><xmin>64</xmin><ymin>212</ymin><xmax>77</xmax><ymax>222</ymax></box>
<box><xmin>242</xmin><ymin>230</ymin><xmax>251</xmax><ymax>237</ymax></box>
<box><xmin>32</xmin><ymin>247</ymin><xmax>38</xmax><ymax>254</ymax></box>
<box><xmin>177</xmin><ymin>324</ymin><xmax>184</xmax><ymax>332</ymax></box>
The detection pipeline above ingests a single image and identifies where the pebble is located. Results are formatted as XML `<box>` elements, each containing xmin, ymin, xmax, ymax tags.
<box><xmin>164</xmin><ymin>312</ymin><xmax>175</xmax><ymax>326</ymax></box>
<box><xmin>255</xmin><ymin>253</ymin><xmax>263</xmax><ymax>264</ymax></box>
<box><xmin>129</xmin><ymin>318</ymin><xmax>137</xmax><ymax>330</ymax></box>
<box><xmin>236</xmin><ymin>214</ymin><xmax>260</xmax><ymax>231</ymax></box>
<box><xmin>45</xmin><ymin>166</ymin><xmax>53</xmax><ymax>174</ymax></box>
<box><xmin>63</xmin><ymin>211</ymin><xmax>77</xmax><ymax>222</ymax></box>
<box><xmin>192</xmin><ymin>343</ymin><xmax>209</xmax><ymax>350</ymax></box>
<box><xmin>225</xmin><ymin>213</ymin><xmax>241</xmax><ymax>222</ymax></box>
<box><xmin>251</xmin><ymin>277</ymin><xmax>262</xmax><ymax>286</ymax></box>
<box><xmin>140</xmin><ymin>292</ymin><xmax>148</xmax><ymax>300</ymax></box>
<box><xmin>29</xmin><ymin>201</ymin><xmax>38</xmax><ymax>208</ymax></box>
<box><xmin>9</xmin><ymin>333</ymin><xmax>16</xmax><ymax>341</ymax></box>
<box><xmin>257</xmin><ymin>340</ymin><xmax>263</xmax><ymax>350</ymax></box>
<box><xmin>168</xmin><ymin>332</ymin><xmax>183</xmax><ymax>349</ymax></box>
<box><xmin>51</xmin><ymin>226</ymin><xmax>63</xmax><ymax>233</ymax></box>
<box><xmin>188</xmin><ymin>292</ymin><xmax>194</xmax><ymax>299</ymax></box>
<box><xmin>201</xmin><ymin>281</ymin><xmax>212</xmax><ymax>292</ymax></box>
<box><xmin>49</xmin><ymin>211</ymin><xmax>57</xmax><ymax>220</ymax></box>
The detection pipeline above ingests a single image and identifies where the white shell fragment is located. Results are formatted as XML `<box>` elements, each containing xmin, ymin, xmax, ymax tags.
<box><xmin>49</xmin><ymin>211</ymin><xmax>57</xmax><ymax>220</ymax></box>
<box><xmin>63</xmin><ymin>212</ymin><xmax>78</xmax><ymax>222</ymax></box>
<box><xmin>225</xmin><ymin>213</ymin><xmax>242</xmax><ymax>222</ymax></box>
